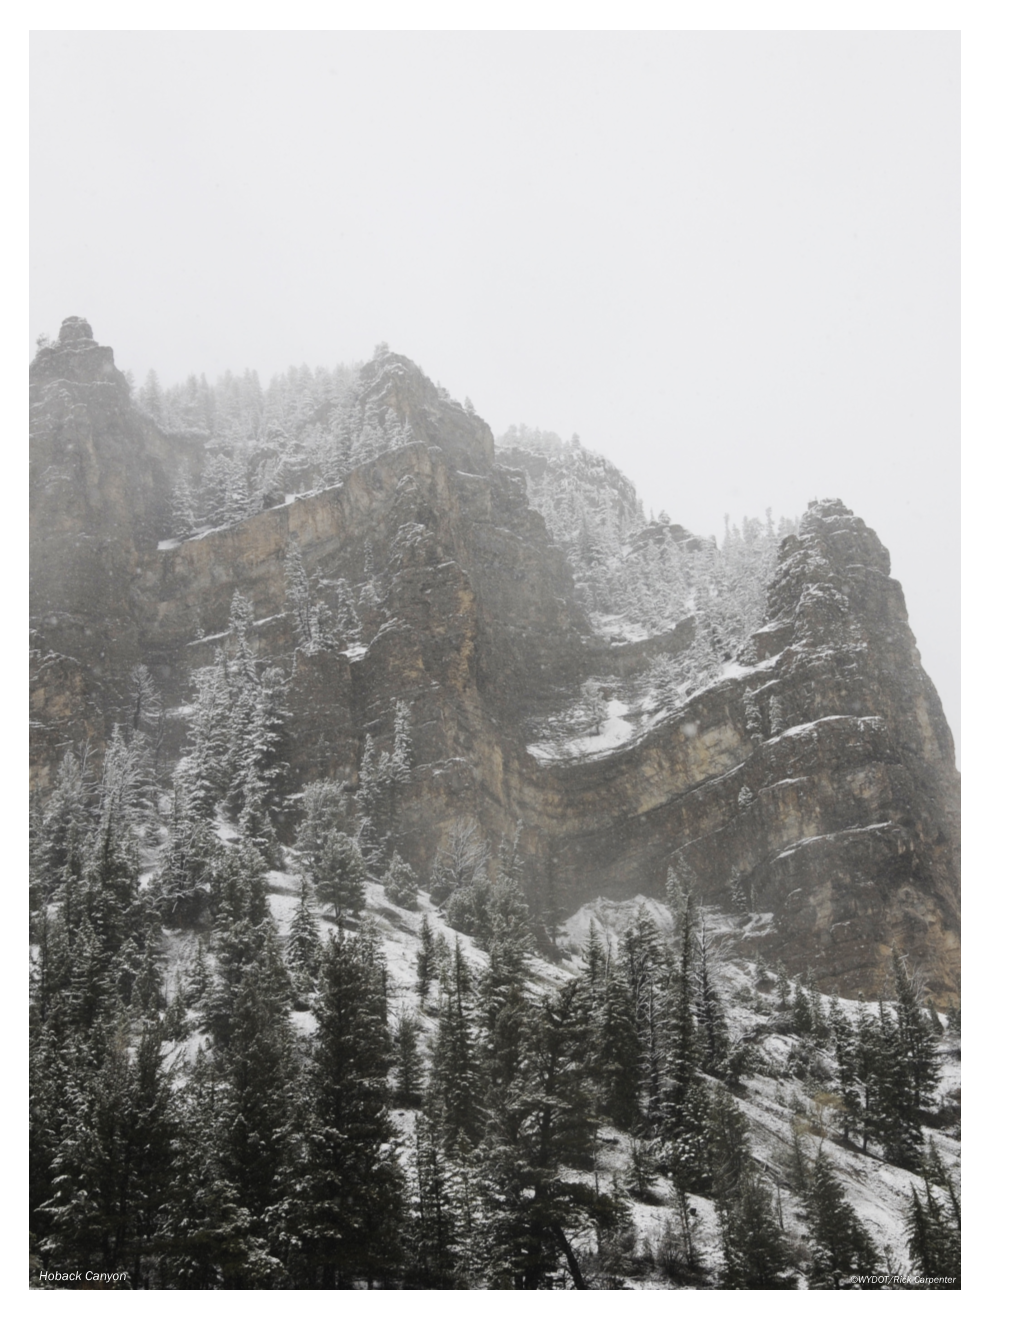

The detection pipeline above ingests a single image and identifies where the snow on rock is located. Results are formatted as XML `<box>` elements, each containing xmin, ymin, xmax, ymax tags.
<box><xmin>589</xmin><ymin>613</ymin><xmax>652</xmax><ymax>644</ymax></box>
<box><xmin>773</xmin><ymin>820</ymin><xmax>895</xmax><ymax>861</ymax></box>
<box><xmin>528</xmin><ymin>699</ymin><xmax>638</xmax><ymax>762</ymax></box>
<box><xmin>560</xmin><ymin>895</ymin><xmax>674</xmax><ymax>960</ymax></box>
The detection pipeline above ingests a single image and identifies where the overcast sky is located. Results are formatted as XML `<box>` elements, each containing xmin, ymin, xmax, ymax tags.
<box><xmin>30</xmin><ymin>30</ymin><xmax>960</xmax><ymax>755</ymax></box>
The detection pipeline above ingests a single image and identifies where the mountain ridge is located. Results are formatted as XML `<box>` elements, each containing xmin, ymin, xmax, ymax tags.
<box><xmin>29</xmin><ymin>318</ymin><xmax>960</xmax><ymax>1003</ymax></box>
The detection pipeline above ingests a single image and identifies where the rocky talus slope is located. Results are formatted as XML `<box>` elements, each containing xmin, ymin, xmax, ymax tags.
<box><xmin>29</xmin><ymin>320</ymin><xmax>960</xmax><ymax>1002</ymax></box>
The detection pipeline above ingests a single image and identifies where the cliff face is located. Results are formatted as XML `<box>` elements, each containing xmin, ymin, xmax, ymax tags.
<box><xmin>523</xmin><ymin>500</ymin><xmax>960</xmax><ymax>999</ymax></box>
<box><xmin>30</xmin><ymin>318</ymin><xmax>203</xmax><ymax>774</ymax></box>
<box><xmin>28</xmin><ymin>321</ymin><xmax>960</xmax><ymax>1001</ymax></box>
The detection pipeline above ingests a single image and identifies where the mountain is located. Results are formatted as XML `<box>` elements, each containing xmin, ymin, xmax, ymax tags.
<box><xmin>30</xmin><ymin>318</ymin><xmax>960</xmax><ymax>1003</ymax></box>
<box><xmin>29</xmin><ymin>318</ymin><xmax>962</xmax><ymax>1290</ymax></box>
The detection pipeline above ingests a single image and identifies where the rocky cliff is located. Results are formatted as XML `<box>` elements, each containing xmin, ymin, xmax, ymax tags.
<box><xmin>28</xmin><ymin>320</ymin><xmax>961</xmax><ymax>1002</ymax></box>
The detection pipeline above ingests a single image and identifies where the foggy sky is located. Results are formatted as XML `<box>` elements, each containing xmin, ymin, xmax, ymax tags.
<box><xmin>30</xmin><ymin>31</ymin><xmax>960</xmax><ymax>756</ymax></box>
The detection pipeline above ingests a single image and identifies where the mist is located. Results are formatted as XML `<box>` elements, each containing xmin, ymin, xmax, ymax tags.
<box><xmin>30</xmin><ymin>30</ymin><xmax>959</xmax><ymax>752</ymax></box>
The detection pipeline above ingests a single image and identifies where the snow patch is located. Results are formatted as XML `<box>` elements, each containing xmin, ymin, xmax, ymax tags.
<box><xmin>589</xmin><ymin>613</ymin><xmax>651</xmax><ymax>644</ymax></box>
<box><xmin>560</xmin><ymin>895</ymin><xmax>674</xmax><ymax>959</ymax></box>
<box><xmin>773</xmin><ymin>821</ymin><xmax>895</xmax><ymax>861</ymax></box>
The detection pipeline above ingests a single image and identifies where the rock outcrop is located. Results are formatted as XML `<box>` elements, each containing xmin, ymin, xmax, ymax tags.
<box><xmin>28</xmin><ymin>321</ymin><xmax>960</xmax><ymax>1001</ymax></box>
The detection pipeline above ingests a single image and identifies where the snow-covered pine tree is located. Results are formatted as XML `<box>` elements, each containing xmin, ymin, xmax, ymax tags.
<box><xmin>170</xmin><ymin>474</ymin><xmax>196</xmax><ymax>539</ymax></box>
<box><xmin>662</xmin><ymin>896</ymin><xmax>708</xmax><ymax>1184</ymax></box>
<box><xmin>827</xmin><ymin>996</ymin><xmax>864</xmax><ymax>1145</ymax></box>
<box><xmin>717</xmin><ymin>1171</ymin><xmax>796</xmax><ymax>1290</ymax></box>
<box><xmin>285</xmin><ymin>540</ymin><xmax>316</xmax><ymax>651</ymax></box>
<box><xmin>287</xmin><ymin>877</ymin><xmax>322</xmax><ymax>990</ymax></box>
<box><xmin>904</xmin><ymin>1142</ymin><xmax>961</xmax><ymax>1288</ymax></box>
<box><xmin>390</xmin><ymin>700</ymin><xmax>413</xmax><ymax>785</ymax></box>
<box><xmin>593</xmin><ymin>953</ymin><xmax>643</xmax><ymax>1132</ymax></box>
<box><xmin>407</xmin><ymin>1107</ymin><xmax>464</xmax><ymax>1287</ymax></box>
<box><xmin>428</xmin><ymin>937</ymin><xmax>482</xmax><ymax>1150</ymax></box>
<box><xmin>297</xmin><ymin>926</ymin><xmax>406</xmax><ymax>1286</ymax></box>
<box><xmin>416</xmin><ymin>914</ymin><xmax>437</xmax><ymax>1004</ymax></box>
<box><xmin>791</xmin><ymin>976</ymin><xmax>814</xmax><ymax>1036</ymax></box>
<box><xmin>742</xmin><ymin>688</ymin><xmax>763</xmax><ymax>743</ymax></box>
<box><xmin>138</xmin><ymin>368</ymin><xmax>165</xmax><ymax>425</ymax></box>
<box><xmin>866</xmin><ymin>951</ymin><xmax>942</xmax><ymax>1171</ymax></box>
<box><xmin>307</xmin><ymin>828</ymin><xmax>366</xmax><ymax>925</ymax></box>
<box><xmin>392</xmin><ymin>1006</ymin><xmax>425</xmax><ymax>1107</ymax></box>
<box><xmin>803</xmin><ymin>1149</ymin><xmax>879</xmax><ymax>1288</ymax></box>
<box><xmin>619</xmin><ymin>906</ymin><xmax>668</xmax><ymax>1124</ymax></box>
<box><xmin>39</xmin><ymin>1020</ymin><xmax>177</xmax><ymax>1287</ymax></box>
<box><xmin>383</xmin><ymin>851</ymin><xmax>418</xmax><ymax>909</ymax></box>
<box><xmin>694</xmin><ymin>914</ymin><xmax>729</xmax><ymax>1075</ymax></box>
<box><xmin>216</xmin><ymin>952</ymin><xmax>298</xmax><ymax>1231</ymax></box>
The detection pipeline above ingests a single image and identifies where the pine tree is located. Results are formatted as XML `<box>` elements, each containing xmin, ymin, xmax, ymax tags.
<box><xmin>791</xmin><ymin>976</ymin><xmax>814</xmax><ymax>1036</ymax></box>
<box><xmin>904</xmin><ymin>1142</ymin><xmax>961</xmax><ymax>1288</ymax></box>
<box><xmin>662</xmin><ymin>900</ymin><xmax>698</xmax><ymax>1118</ymax></box>
<box><xmin>159</xmin><ymin>1044</ymin><xmax>285</xmax><ymax>1289</ymax></box>
<box><xmin>620</xmin><ymin>906</ymin><xmax>668</xmax><ymax>1122</ymax></box>
<box><xmin>593</xmin><ymin>953</ymin><xmax>643</xmax><ymax>1132</ymax></box>
<box><xmin>36</xmin><ymin>748</ymin><xmax>93</xmax><ymax>897</ymax></box>
<box><xmin>153</xmin><ymin>808</ymin><xmax>219</xmax><ymax>927</ymax></box>
<box><xmin>333</xmin><ymin>577</ymin><xmax>361</xmax><ymax>644</ymax></box>
<box><xmin>661</xmin><ymin>898</ymin><xmax>710</xmax><ymax>1188</ymax></box>
<box><xmin>353</xmin><ymin>734</ymin><xmax>384</xmax><ymax>868</ymax></box>
<box><xmin>694</xmin><ymin>914</ymin><xmax>729</xmax><ymax>1074</ymax></box>
<box><xmin>429</xmin><ymin>938</ymin><xmax>482</xmax><ymax>1149</ymax></box>
<box><xmin>416</xmin><ymin>913</ymin><xmax>437</xmax><ymax>1005</ymax></box>
<box><xmin>407</xmin><ymin>1107</ymin><xmax>465</xmax><ymax>1287</ymax></box>
<box><xmin>182</xmin><ymin>937</ymin><xmax>212</xmax><ymax>1010</ymax></box>
<box><xmin>807</xmin><ymin>970</ymin><xmax>829</xmax><ymax>1044</ymax></box>
<box><xmin>390</xmin><ymin>700</ymin><xmax>413</xmax><ymax>785</ymax></box>
<box><xmin>828</xmin><ymin>996</ymin><xmax>863</xmax><ymax>1145</ymax></box>
<box><xmin>40</xmin><ymin>1019</ymin><xmax>178</xmax><ymax>1285</ymax></box>
<box><xmin>382</xmin><ymin>851</ymin><xmax>418</xmax><ymax>908</ymax></box>
<box><xmin>217</xmin><ymin>954</ymin><xmax>297</xmax><ymax>1230</ymax></box>
<box><xmin>306</xmin><ymin>828</ymin><xmax>366</xmax><ymax>924</ymax></box>
<box><xmin>891</xmin><ymin>951</ymin><xmax>941</xmax><ymax>1149</ymax></box>
<box><xmin>664</xmin><ymin>866</ymin><xmax>686</xmax><ymax>931</ymax></box>
<box><xmin>229</xmin><ymin>661</ymin><xmax>288</xmax><ymax>863</ymax></box>
<box><xmin>707</xmin><ymin>1087</ymin><xmax>750</xmax><ymax>1205</ymax></box>
<box><xmin>199</xmin><ymin>851</ymin><xmax>286</xmax><ymax>1052</ymax></box>
<box><xmin>285</xmin><ymin>539</ymin><xmax>317</xmax><ymax>651</ymax></box>
<box><xmin>138</xmin><ymin>368</ymin><xmax>165</xmax><ymax>425</ymax></box>
<box><xmin>871</xmin><ymin>981</ymin><xmax>935</xmax><ymax>1171</ymax></box>
<box><xmin>853</xmin><ymin>1000</ymin><xmax>888</xmax><ymax>1158</ymax></box>
<box><xmin>170</xmin><ymin>474</ymin><xmax>196</xmax><ymax>539</ymax></box>
<box><xmin>473</xmin><ymin>977</ymin><xmax>624</xmax><ymax>1290</ymax></box>
<box><xmin>392</xmin><ymin>1006</ymin><xmax>425</xmax><ymax>1107</ymax></box>
<box><xmin>743</xmin><ymin>689</ymin><xmax>763</xmax><ymax>743</ymax></box>
<box><xmin>717</xmin><ymin>1171</ymin><xmax>796</xmax><ymax>1290</ymax></box>
<box><xmin>803</xmin><ymin>1149</ymin><xmax>879</xmax><ymax>1287</ymax></box>
<box><xmin>176</xmin><ymin>659</ymin><xmax>232</xmax><ymax>820</ymax></box>
<box><xmin>295</xmin><ymin>927</ymin><xmax>406</xmax><ymax>1286</ymax></box>
<box><xmin>286</xmin><ymin>877</ymin><xmax>322</xmax><ymax>992</ymax></box>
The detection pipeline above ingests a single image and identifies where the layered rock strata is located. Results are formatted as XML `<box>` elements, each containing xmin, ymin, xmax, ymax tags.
<box><xmin>28</xmin><ymin>321</ymin><xmax>960</xmax><ymax>1000</ymax></box>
